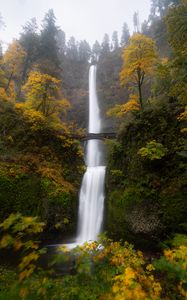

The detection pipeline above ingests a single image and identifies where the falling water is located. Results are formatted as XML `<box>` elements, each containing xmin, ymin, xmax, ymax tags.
<box><xmin>76</xmin><ymin>65</ymin><xmax>106</xmax><ymax>244</ymax></box>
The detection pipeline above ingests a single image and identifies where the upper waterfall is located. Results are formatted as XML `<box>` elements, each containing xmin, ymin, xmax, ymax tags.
<box><xmin>89</xmin><ymin>65</ymin><xmax>101</xmax><ymax>134</ymax></box>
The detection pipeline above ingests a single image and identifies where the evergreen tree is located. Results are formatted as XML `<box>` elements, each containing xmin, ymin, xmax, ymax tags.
<box><xmin>0</xmin><ymin>12</ymin><xmax>5</xmax><ymax>58</ymax></box>
<box><xmin>78</xmin><ymin>40</ymin><xmax>91</xmax><ymax>62</ymax></box>
<box><xmin>0</xmin><ymin>44</ymin><xmax>2</xmax><ymax>59</ymax></box>
<box><xmin>18</xmin><ymin>18</ymin><xmax>40</xmax><ymax>97</ymax></box>
<box><xmin>141</xmin><ymin>20</ymin><xmax>150</xmax><ymax>35</ymax></box>
<box><xmin>101</xmin><ymin>34</ymin><xmax>110</xmax><ymax>55</ymax></box>
<box><xmin>133</xmin><ymin>12</ymin><xmax>140</xmax><ymax>33</ymax></box>
<box><xmin>39</xmin><ymin>9</ymin><xmax>60</xmax><ymax>76</ymax></box>
<box><xmin>56</xmin><ymin>29</ymin><xmax>66</xmax><ymax>57</ymax></box>
<box><xmin>150</xmin><ymin>0</ymin><xmax>181</xmax><ymax>18</ymax></box>
<box><xmin>20</xmin><ymin>18</ymin><xmax>39</xmax><ymax>54</ymax></box>
<box><xmin>112</xmin><ymin>31</ymin><xmax>119</xmax><ymax>50</ymax></box>
<box><xmin>66</xmin><ymin>37</ymin><xmax>79</xmax><ymax>60</ymax></box>
<box><xmin>0</xmin><ymin>12</ymin><xmax>5</xmax><ymax>30</ymax></box>
<box><xmin>92</xmin><ymin>40</ymin><xmax>101</xmax><ymax>61</ymax></box>
<box><xmin>3</xmin><ymin>41</ymin><xmax>26</xmax><ymax>95</ymax></box>
<box><xmin>148</xmin><ymin>1</ymin><xmax>172</xmax><ymax>57</ymax></box>
<box><xmin>121</xmin><ymin>22</ymin><xmax>130</xmax><ymax>47</ymax></box>
<box><xmin>165</xmin><ymin>1</ymin><xmax>187</xmax><ymax>103</ymax></box>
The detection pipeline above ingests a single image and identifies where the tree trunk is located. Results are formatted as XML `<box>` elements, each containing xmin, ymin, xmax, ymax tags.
<box><xmin>137</xmin><ymin>68</ymin><xmax>143</xmax><ymax>109</ymax></box>
<box><xmin>16</xmin><ymin>55</ymin><xmax>29</xmax><ymax>99</ymax></box>
<box><xmin>138</xmin><ymin>81</ymin><xmax>143</xmax><ymax>109</ymax></box>
<box><xmin>5</xmin><ymin>71</ymin><xmax>14</xmax><ymax>92</ymax></box>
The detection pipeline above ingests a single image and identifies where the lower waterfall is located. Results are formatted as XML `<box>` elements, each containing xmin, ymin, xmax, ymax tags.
<box><xmin>76</xmin><ymin>165</ymin><xmax>106</xmax><ymax>244</ymax></box>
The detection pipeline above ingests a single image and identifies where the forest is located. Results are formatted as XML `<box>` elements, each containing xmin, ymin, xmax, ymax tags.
<box><xmin>0</xmin><ymin>0</ymin><xmax>186</xmax><ymax>299</ymax></box>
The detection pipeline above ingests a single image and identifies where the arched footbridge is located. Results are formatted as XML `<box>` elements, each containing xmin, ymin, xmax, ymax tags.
<box><xmin>67</xmin><ymin>132</ymin><xmax>117</xmax><ymax>141</ymax></box>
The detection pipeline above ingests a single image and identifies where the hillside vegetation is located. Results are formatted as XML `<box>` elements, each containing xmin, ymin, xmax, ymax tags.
<box><xmin>0</xmin><ymin>0</ymin><xmax>187</xmax><ymax>299</ymax></box>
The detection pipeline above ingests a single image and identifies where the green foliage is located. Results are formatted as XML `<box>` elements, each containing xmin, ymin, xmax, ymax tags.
<box><xmin>165</xmin><ymin>1</ymin><xmax>187</xmax><ymax>52</ymax></box>
<box><xmin>0</xmin><ymin>214</ymin><xmax>52</xmax><ymax>300</ymax></box>
<box><xmin>0</xmin><ymin>98</ymin><xmax>83</xmax><ymax>232</ymax></box>
<box><xmin>0</xmin><ymin>4</ymin><xmax>187</xmax><ymax>299</ymax></box>
<box><xmin>138</xmin><ymin>140</ymin><xmax>167</xmax><ymax>160</ymax></box>
<box><xmin>168</xmin><ymin>234</ymin><xmax>187</xmax><ymax>248</ymax></box>
<box><xmin>0</xmin><ymin>224</ymin><xmax>186</xmax><ymax>300</ymax></box>
<box><xmin>97</xmin><ymin>47</ymin><xmax>127</xmax><ymax>131</ymax></box>
<box><xmin>151</xmin><ymin>58</ymin><xmax>172</xmax><ymax>99</ymax></box>
<box><xmin>0</xmin><ymin>172</ymin><xmax>42</xmax><ymax>218</ymax></box>
<box><xmin>107</xmin><ymin>184</ymin><xmax>161</xmax><ymax>246</ymax></box>
<box><xmin>0</xmin><ymin>214</ymin><xmax>45</xmax><ymax>287</ymax></box>
<box><xmin>150</xmin><ymin>0</ymin><xmax>182</xmax><ymax>17</ymax></box>
<box><xmin>0</xmin><ymin>266</ymin><xmax>17</xmax><ymax>293</ymax></box>
<box><xmin>164</xmin><ymin>2</ymin><xmax>187</xmax><ymax>104</ymax></box>
<box><xmin>2</xmin><ymin>235</ymin><xmax>187</xmax><ymax>299</ymax></box>
<box><xmin>38</xmin><ymin>9</ymin><xmax>61</xmax><ymax>77</ymax></box>
<box><xmin>106</xmin><ymin>102</ymin><xmax>187</xmax><ymax>244</ymax></box>
<box><xmin>109</xmin><ymin>169</ymin><xmax>124</xmax><ymax>186</ymax></box>
<box><xmin>160</xmin><ymin>187</ymin><xmax>187</xmax><ymax>231</ymax></box>
<box><xmin>153</xmin><ymin>244</ymin><xmax>187</xmax><ymax>299</ymax></box>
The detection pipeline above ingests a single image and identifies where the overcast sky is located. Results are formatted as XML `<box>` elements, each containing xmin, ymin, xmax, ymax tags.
<box><xmin>0</xmin><ymin>0</ymin><xmax>151</xmax><ymax>49</ymax></box>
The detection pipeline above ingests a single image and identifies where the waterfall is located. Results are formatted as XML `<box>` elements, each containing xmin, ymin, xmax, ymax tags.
<box><xmin>76</xmin><ymin>65</ymin><xmax>106</xmax><ymax>244</ymax></box>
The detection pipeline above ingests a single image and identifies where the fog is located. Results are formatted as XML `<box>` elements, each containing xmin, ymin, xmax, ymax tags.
<box><xmin>0</xmin><ymin>0</ymin><xmax>150</xmax><ymax>47</ymax></box>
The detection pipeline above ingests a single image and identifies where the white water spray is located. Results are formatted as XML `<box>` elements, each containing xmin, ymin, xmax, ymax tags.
<box><xmin>76</xmin><ymin>65</ymin><xmax>106</xmax><ymax>244</ymax></box>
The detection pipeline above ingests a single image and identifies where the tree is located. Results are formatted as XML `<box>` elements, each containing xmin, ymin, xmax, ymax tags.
<box><xmin>121</xmin><ymin>23</ymin><xmax>130</xmax><ymax>47</ymax></box>
<box><xmin>133</xmin><ymin>12</ymin><xmax>140</xmax><ymax>33</ymax></box>
<box><xmin>23</xmin><ymin>71</ymin><xmax>70</xmax><ymax>125</ymax></box>
<box><xmin>152</xmin><ymin>58</ymin><xmax>172</xmax><ymax>99</ymax></box>
<box><xmin>150</xmin><ymin>0</ymin><xmax>181</xmax><ymax>17</ymax></box>
<box><xmin>0</xmin><ymin>56</ymin><xmax>14</xmax><ymax>102</ymax></box>
<box><xmin>0</xmin><ymin>44</ymin><xmax>2</xmax><ymax>59</ymax></box>
<box><xmin>66</xmin><ymin>37</ymin><xmax>78</xmax><ymax>60</ymax></box>
<box><xmin>165</xmin><ymin>1</ymin><xmax>187</xmax><ymax>103</ymax></box>
<box><xmin>78</xmin><ymin>40</ymin><xmax>91</xmax><ymax>62</ymax></box>
<box><xmin>0</xmin><ymin>62</ymin><xmax>14</xmax><ymax>103</ymax></box>
<box><xmin>0</xmin><ymin>12</ymin><xmax>5</xmax><ymax>30</ymax></box>
<box><xmin>20</xmin><ymin>18</ymin><xmax>39</xmax><ymax>58</ymax></box>
<box><xmin>107</xmin><ymin>94</ymin><xmax>140</xmax><ymax>118</ymax></box>
<box><xmin>56</xmin><ymin>29</ymin><xmax>66</xmax><ymax>56</ymax></box>
<box><xmin>92</xmin><ymin>40</ymin><xmax>101</xmax><ymax>61</ymax></box>
<box><xmin>112</xmin><ymin>31</ymin><xmax>119</xmax><ymax>50</ymax></box>
<box><xmin>166</xmin><ymin>1</ymin><xmax>187</xmax><ymax>52</ymax></box>
<box><xmin>141</xmin><ymin>20</ymin><xmax>150</xmax><ymax>35</ymax></box>
<box><xmin>120</xmin><ymin>33</ymin><xmax>157</xmax><ymax>108</ymax></box>
<box><xmin>101</xmin><ymin>34</ymin><xmax>110</xmax><ymax>55</ymax></box>
<box><xmin>3</xmin><ymin>40</ymin><xmax>26</xmax><ymax>94</ymax></box>
<box><xmin>0</xmin><ymin>18</ymin><xmax>19</xmax><ymax>102</ymax></box>
<box><xmin>18</xmin><ymin>18</ymin><xmax>40</xmax><ymax>97</ymax></box>
<box><xmin>0</xmin><ymin>12</ymin><xmax>4</xmax><ymax>59</ymax></box>
<box><xmin>39</xmin><ymin>9</ymin><xmax>60</xmax><ymax>76</ymax></box>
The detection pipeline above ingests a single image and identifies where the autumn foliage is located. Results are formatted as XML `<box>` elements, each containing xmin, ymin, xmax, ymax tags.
<box><xmin>120</xmin><ymin>33</ymin><xmax>157</xmax><ymax>108</ymax></box>
<box><xmin>107</xmin><ymin>94</ymin><xmax>140</xmax><ymax>118</ymax></box>
<box><xmin>22</xmin><ymin>71</ymin><xmax>70</xmax><ymax>128</ymax></box>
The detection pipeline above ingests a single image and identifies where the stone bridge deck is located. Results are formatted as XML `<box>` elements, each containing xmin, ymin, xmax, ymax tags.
<box><xmin>68</xmin><ymin>132</ymin><xmax>117</xmax><ymax>141</ymax></box>
<box><xmin>83</xmin><ymin>132</ymin><xmax>116</xmax><ymax>141</ymax></box>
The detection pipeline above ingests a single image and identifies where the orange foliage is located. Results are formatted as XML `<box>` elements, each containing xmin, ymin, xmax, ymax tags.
<box><xmin>107</xmin><ymin>94</ymin><xmax>140</xmax><ymax>118</ymax></box>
